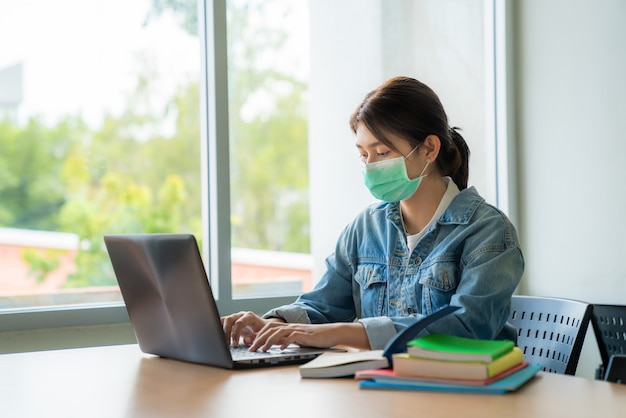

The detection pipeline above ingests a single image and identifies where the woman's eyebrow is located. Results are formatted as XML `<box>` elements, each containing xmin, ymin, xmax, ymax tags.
<box><xmin>355</xmin><ymin>140</ymin><xmax>384</xmax><ymax>149</ymax></box>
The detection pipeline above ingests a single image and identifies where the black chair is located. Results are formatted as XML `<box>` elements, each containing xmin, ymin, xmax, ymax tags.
<box><xmin>603</xmin><ymin>354</ymin><xmax>626</xmax><ymax>384</ymax></box>
<box><xmin>590</xmin><ymin>304</ymin><xmax>626</xmax><ymax>380</ymax></box>
<box><xmin>508</xmin><ymin>295</ymin><xmax>592</xmax><ymax>375</ymax></box>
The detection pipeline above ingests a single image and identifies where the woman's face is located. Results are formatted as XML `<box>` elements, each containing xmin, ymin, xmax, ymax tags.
<box><xmin>355</xmin><ymin>123</ymin><xmax>426</xmax><ymax>180</ymax></box>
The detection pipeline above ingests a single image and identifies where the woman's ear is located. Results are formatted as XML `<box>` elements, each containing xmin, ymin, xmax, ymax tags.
<box><xmin>422</xmin><ymin>135</ymin><xmax>441</xmax><ymax>162</ymax></box>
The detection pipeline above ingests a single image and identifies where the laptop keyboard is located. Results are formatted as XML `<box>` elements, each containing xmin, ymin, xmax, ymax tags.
<box><xmin>230</xmin><ymin>345</ymin><xmax>301</xmax><ymax>359</ymax></box>
<box><xmin>231</xmin><ymin>346</ymin><xmax>275</xmax><ymax>359</ymax></box>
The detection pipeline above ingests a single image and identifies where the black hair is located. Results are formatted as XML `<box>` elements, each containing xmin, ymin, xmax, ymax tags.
<box><xmin>350</xmin><ymin>76</ymin><xmax>470</xmax><ymax>189</ymax></box>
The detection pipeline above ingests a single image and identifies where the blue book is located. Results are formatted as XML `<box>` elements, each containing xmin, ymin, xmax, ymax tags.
<box><xmin>359</xmin><ymin>363</ymin><xmax>542</xmax><ymax>394</ymax></box>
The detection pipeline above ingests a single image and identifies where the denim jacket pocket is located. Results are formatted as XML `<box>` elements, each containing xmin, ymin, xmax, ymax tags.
<box><xmin>418</xmin><ymin>260</ymin><xmax>459</xmax><ymax>310</ymax></box>
<box><xmin>354</xmin><ymin>264</ymin><xmax>388</xmax><ymax>317</ymax></box>
<box><xmin>355</xmin><ymin>264</ymin><xmax>388</xmax><ymax>288</ymax></box>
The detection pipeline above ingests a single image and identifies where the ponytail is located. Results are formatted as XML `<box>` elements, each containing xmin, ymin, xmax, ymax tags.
<box><xmin>442</xmin><ymin>126</ymin><xmax>470</xmax><ymax>190</ymax></box>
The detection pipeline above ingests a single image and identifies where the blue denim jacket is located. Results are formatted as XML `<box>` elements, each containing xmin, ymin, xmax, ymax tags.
<box><xmin>264</xmin><ymin>186</ymin><xmax>524</xmax><ymax>349</ymax></box>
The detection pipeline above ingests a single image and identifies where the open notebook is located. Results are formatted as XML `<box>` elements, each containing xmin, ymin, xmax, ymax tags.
<box><xmin>104</xmin><ymin>233</ymin><xmax>327</xmax><ymax>369</ymax></box>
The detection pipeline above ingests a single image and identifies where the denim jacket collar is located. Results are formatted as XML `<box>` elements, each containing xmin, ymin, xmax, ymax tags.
<box><xmin>369</xmin><ymin>186</ymin><xmax>485</xmax><ymax>231</ymax></box>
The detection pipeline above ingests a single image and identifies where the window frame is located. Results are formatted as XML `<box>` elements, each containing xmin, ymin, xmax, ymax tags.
<box><xmin>201</xmin><ymin>0</ymin><xmax>298</xmax><ymax>315</ymax></box>
<box><xmin>492</xmin><ymin>0</ymin><xmax>518</xmax><ymax>227</ymax></box>
<box><xmin>0</xmin><ymin>0</ymin><xmax>515</xmax><ymax>351</ymax></box>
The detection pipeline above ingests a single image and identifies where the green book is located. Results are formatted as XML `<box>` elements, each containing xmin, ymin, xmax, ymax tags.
<box><xmin>406</xmin><ymin>334</ymin><xmax>515</xmax><ymax>362</ymax></box>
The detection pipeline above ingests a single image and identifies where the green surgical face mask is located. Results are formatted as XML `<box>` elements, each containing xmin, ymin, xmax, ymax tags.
<box><xmin>362</xmin><ymin>147</ymin><xmax>429</xmax><ymax>202</ymax></box>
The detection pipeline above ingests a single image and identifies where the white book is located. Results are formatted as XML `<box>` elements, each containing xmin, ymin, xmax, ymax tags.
<box><xmin>299</xmin><ymin>349</ymin><xmax>389</xmax><ymax>378</ymax></box>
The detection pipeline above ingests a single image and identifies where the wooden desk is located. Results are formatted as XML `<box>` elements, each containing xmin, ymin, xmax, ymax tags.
<box><xmin>1</xmin><ymin>344</ymin><xmax>625</xmax><ymax>418</ymax></box>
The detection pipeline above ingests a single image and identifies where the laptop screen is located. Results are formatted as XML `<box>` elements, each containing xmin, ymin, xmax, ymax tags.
<box><xmin>104</xmin><ymin>234</ymin><xmax>235</xmax><ymax>368</ymax></box>
<box><xmin>104</xmin><ymin>233</ymin><xmax>326</xmax><ymax>369</ymax></box>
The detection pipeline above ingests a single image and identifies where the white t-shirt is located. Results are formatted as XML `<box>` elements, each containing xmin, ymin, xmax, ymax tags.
<box><xmin>406</xmin><ymin>177</ymin><xmax>460</xmax><ymax>252</ymax></box>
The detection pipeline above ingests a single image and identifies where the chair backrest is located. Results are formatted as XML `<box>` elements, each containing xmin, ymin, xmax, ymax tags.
<box><xmin>590</xmin><ymin>304</ymin><xmax>626</xmax><ymax>379</ymax></box>
<box><xmin>604</xmin><ymin>354</ymin><xmax>626</xmax><ymax>384</ymax></box>
<box><xmin>508</xmin><ymin>295</ymin><xmax>592</xmax><ymax>375</ymax></box>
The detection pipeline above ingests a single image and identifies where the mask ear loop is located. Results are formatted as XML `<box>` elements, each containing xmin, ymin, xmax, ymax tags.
<box><xmin>405</xmin><ymin>146</ymin><xmax>430</xmax><ymax>179</ymax></box>
<box><xmin>403</xmin><ymin>145</ymin><xmax>419</xmax><ymax>160</ymax></box>
<box><xmin>417</xmin><ymin>161</ymin><xmax>430</xmax><ymax>178</ymax></box>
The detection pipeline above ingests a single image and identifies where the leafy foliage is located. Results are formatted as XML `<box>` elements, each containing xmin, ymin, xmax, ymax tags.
<box><xmin>0</xmin><ymin>0</ymin><xmax>310</xmax><ymax>287</ymax></box>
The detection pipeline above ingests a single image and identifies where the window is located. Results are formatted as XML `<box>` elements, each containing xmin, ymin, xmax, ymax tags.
<box><xmin>0</xmin><ymin>0</ymin><xmax>510</xmax><ymax>343</ymax></box>
<box><xmin>222</xmin><ymin>0</ymin><xmax>313</xmax><ymax>299</ymax></box>
<box><xmin>0</xmin><ymin>0</ymin><xmax>203</xmax><ymax>311</ymax></box>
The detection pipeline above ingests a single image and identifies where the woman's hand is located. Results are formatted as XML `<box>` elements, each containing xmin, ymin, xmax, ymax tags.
<box><xmin>221</xmin><ymin>311</ymin><xmax>284</xmax><ymax>347</ymax></box>
<box><xmin>222</xmin><ymin>312</ymin><xmax>371</xmax><ymax>352</ymax></box>
<box><xmin>249</xmin><ymin>322</ymin><xmax>339</xmax><ymax>352</ymax></box>
<box><xmin>250</xmin><ymin>322</ymin><xmax>371</xmax><ymax>352</ymax></box>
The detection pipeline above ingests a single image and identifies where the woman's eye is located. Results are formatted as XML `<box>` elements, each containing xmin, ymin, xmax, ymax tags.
<box><xmin>377</xmin><ymin>150</ymin><xmax>391</xmax><ymax>157</ymax></box>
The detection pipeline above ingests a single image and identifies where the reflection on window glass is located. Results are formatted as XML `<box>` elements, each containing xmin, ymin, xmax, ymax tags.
<box><xmin>0</xmin><ymin>0</ymin><xmax>202</xmax><ymax>309</ymax></box>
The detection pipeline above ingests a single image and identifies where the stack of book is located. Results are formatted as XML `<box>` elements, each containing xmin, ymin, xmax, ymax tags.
<box><xmin>355</xmin><ymin>334</ymin><xmax>541</xmax><ymax>394</ymax></box>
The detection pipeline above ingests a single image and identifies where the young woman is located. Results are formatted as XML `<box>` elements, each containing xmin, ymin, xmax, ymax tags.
<box><xmin>222</xmin><ymin>76</ymin><xmax>524</xmax><ymax>352</ymax></box>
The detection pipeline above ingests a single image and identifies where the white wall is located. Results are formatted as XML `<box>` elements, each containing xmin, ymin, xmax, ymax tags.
<box><xmin>308</xmin><ymin>0</ymin><xmax>383</xmax><ymax>282</ymax></box>
<box><xmin>515</xmin><ymin>0</ymin><xmax>626</xmax><ymax>378</ymax></box>
<box><xmin>308</xmin><ymin>0</ymin><xmax>491</xmax><ymax>280</ymax></box>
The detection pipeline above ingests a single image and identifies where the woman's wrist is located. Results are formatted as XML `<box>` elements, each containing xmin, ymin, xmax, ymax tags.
<box><xmin>332</xmin><ymin>322</ymin><xmax>371</xmax><ymax>350</ymax></box>
<box><xmin>265</xmin><ymin>316</ymin><xmax>286</xmax><ymax>323</ymax></box>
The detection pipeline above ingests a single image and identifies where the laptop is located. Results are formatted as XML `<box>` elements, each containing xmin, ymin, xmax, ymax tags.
<box><xmin>103</xmin><ymin>233</ymin><xmax>327</xmax><ymax>369</ymax></box>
